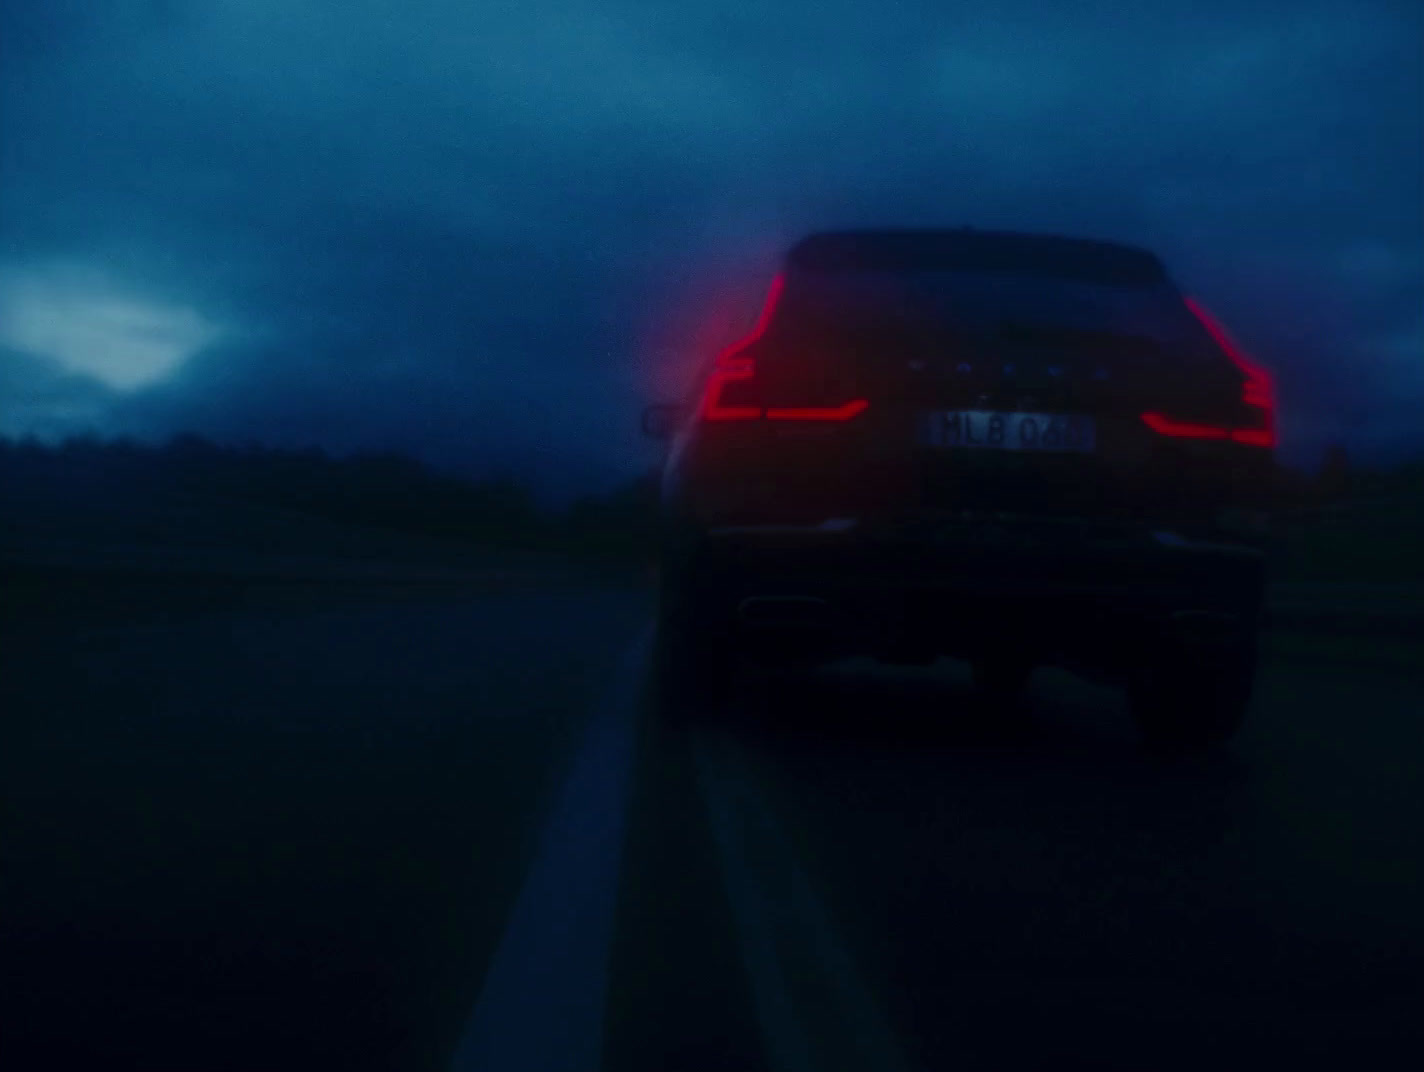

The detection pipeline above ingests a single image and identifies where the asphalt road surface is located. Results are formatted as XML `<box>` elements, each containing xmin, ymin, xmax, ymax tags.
<box><xmin>3</xmin><ymin>577</ymin><xmax>1422</xmax><ymax>1070</ymax></box>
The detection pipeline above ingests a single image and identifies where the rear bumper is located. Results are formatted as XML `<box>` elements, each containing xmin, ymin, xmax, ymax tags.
<box><xmin>675</xmin><ymin>516</ymin><xmax>1265</xmax><ymax>665</ymax></box>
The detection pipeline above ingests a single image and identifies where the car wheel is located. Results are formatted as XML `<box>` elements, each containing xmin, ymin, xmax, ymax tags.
<box><xmin>1130</xmin><ymin>638</ymin><xmax>1256</xmax><ymax>752</ymax></box>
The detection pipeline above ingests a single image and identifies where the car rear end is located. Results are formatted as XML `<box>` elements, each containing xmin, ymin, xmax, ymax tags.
<box><xmin>656</xmin><ymin>230</ymin><xmax>1275</xmax><ymax>742</ymax></box>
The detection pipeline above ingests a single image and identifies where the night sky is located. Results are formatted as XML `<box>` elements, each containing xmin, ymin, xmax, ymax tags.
<box><xmin>2</xmin><ymin>0</ymin><xmax>1420</xmax><ymax>494</ymax></box>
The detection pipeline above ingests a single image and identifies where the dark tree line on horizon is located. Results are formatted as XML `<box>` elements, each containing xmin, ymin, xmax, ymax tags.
<box><xmin>0</xmin><ymin>433</ymin><xmax>660</xmax><ymax>562</ymax></box>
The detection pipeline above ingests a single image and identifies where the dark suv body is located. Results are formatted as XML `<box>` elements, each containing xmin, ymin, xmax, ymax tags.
<box><xmin>647</xmin><ymin>229</ymin><xmax>1275</xmax><ymax>747</ymax></box>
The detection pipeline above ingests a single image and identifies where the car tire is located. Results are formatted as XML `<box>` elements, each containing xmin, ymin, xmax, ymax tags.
<box><xmin>1130</xmin><ymin>638</ymin><xmax>1256</xmax><ymax>752</ymax></box>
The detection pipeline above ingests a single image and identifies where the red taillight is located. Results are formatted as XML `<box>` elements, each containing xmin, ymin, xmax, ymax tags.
<box><xmin>765</xmin><ymin>399</ymin><xmax>870</xmax><ymax>421</ymax></box>
<box><xmin>1140</xmin><ymin>413</ymin><xmax>1231</xmax><ymax>440</ymax></box>
<box><xmin>1229</xmin><ymin>427</ymin><xmax>1273</xmax><ymax>447</ymax></box>
<box><xmin>1142</xmin><ymin>298</ymin><xmax>1276</xmax><ymax>447</ymax></box>
<box><xmin>1185</xmin><ymin>297</ymin><xmax>1275</xmax><ymax>414</ymax></box>
<box><xmin>700</xmin><ymin>357</ymin><xmax>761</xmax><ymax>421</ymax></box>
<box><xmin>699</xmin><ymin>273</ymin><xmax>869</xmax><ymax>423</ymax></box>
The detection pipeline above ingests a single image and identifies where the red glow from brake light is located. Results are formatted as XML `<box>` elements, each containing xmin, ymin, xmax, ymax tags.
<box><xmin>1186</xmin><ymin>297</ymin><xmax>1275</xmax><ymax>395</ymax></box>
<box><xmin>1183</xmin><ymin>297</ymin><xmax>1263</xmax><ymax>383</ymax></box>
<box><xmin>1182</xmin><ymin>296</ymin><xmax>1277</xmax><ymax>448</ymax></box>
<box><xmin>766</xmin><ymin>399</ymin><xmax>870</xmax><ymax>421</ymax></box>
<box><xmin>697</xmin><ymin>273</ymin><xmax>868</xmax><ymax>423</ymax></box>
<box><xmin>715</xmin><ymin>273</ymin><xmax>784</xmax><ymax>365</ymax></box>
<box><xmin>749</xmin><ymin>274</ymin><xmax>784</xmax><ymax>340</ymax></box>
<box><xmin>1141</xmin><ymin>413</ymin><xmax>1231</xmax><ymax>439</ymax></box>
<box><xmin>700</xmin><ymin>356</ymin><xmax>760</xmax><ymax>420</ymax></box>
<box><xmin>699</xmin><ymin>275</ymin><xmax>783</xmax><ymax>421</ymax></box>
<box><xmin>1141</xmin><ymin>412</ymin><xmax>1277</xmax><ymax>446</ymax></box>
<box><xmin>1230</xmin><ymin>427</ymin><xmax>1274</xmax><ymax>447</ymax></box>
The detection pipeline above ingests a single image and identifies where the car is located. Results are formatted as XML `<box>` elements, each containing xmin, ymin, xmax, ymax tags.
<box><xmin>642</xmin><ymin>228</ymin><xmax>1275</xmax><ymax>749</ymax></box>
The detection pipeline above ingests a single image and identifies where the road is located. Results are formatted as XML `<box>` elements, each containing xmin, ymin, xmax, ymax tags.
<box><xmin>2</xmin><ymin>577</ymin><xmax>1421</xmax><ymax>1070</ymax></box>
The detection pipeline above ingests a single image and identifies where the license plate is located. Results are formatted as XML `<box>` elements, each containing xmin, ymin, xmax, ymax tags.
<box><xmin>921</xmin><ymin>411</ymin><xmax>1097</xmax><ymax>453</ymax></box>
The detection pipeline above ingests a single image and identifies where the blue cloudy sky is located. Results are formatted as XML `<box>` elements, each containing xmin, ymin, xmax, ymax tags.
<box><xmin>1</xmin><ymin>0</ymin><xmax>1420</xmax><ymax>491</ymax></box>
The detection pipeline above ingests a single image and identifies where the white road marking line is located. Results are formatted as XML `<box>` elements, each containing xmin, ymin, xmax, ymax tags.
<box><xmin>694</xmin><ymin>736</ymin><xmax>818</xmax><ymax>1072</ymax></box>
<box><xmin>693</xmin><ymin>729</ymin><xmax>918</xmax><ymax>1072</ymax></box>
<box><xmin>449</xmin><ymin>630</ymin><xmax>650</xmax><ymax>1072</ymax></box>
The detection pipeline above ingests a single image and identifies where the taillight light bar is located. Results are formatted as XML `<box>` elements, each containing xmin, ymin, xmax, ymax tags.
<box><xmin>699</xmin><ymin>273</ymin><xmax>869</xmax><ymax>423</ymax></box>
<box><xmin>765</xmin><ymin>400</ymin><xmax>870</xmax><ymax>421</ymax></box>
<box><xmin>701</xmin><ymin>365</ymin><xmax>871</xmax><ymax>422</ymax></box>
<box><xmin>700</xmin><ymin>357</ymin><xmax>760</xmax><ymax>421</ymax></box>
<box><xmin>1142</xmin><ymin>298</ymin><xmax>1276</xmax><ymax>448</ymax></box>
<box><xmin>1139</xmin><ymin>412</ymin><xmax>1272</xmax><ymax>443</ymax></box>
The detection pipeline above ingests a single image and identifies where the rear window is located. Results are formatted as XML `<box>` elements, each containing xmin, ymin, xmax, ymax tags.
<box><xmin>787</xmin><ymin>230</ymin><xmax>1168</xmax><ymax>283</ymax></box>
<box><xmin>775</xmin><ymin>268</ymin><xmax>1218</xmax><ymax>353</ymax></box>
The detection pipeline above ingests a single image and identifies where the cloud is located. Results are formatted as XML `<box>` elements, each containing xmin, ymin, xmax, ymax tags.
<box><xmin>0</xmin><ymin>262</ymin><xmax>223</xmax><ymax>389</ymax></box>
